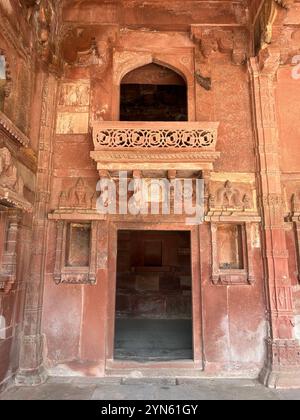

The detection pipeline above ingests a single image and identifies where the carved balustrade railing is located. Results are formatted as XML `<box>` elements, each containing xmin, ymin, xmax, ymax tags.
<box><xmin>91</xmin><ymin>121</ymin><xmax>220</xmax><ymax>171</ymax></box>
<box><xmin>93</xmin><ymin>121</ymin><xmax>218</xmax><ymax>150</ymax></box>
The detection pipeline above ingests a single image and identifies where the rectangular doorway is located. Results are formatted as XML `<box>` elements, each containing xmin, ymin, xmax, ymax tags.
<box><xmin>114</xmin><ymin>230</ymin><xmax>193</xmax><ymax>362</ymax></box>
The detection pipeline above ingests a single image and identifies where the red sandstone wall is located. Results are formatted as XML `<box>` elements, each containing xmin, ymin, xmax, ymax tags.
<box><xmin>0</xmin><ymin>6</ymin><xmax>41</xmax><ymax>387</ymax></box>
<box><xmin>198</xmin><ymin>55</ymin><xmax>256</xmax><ymax>173</ymax></box>
<box><xmin>41</xmin><ymin>28</ymin><xmax>265</xmax><ymax>375</ymax></box>
<box><xmin>276</xmin><ymin>65</ymin><xmax>300</xmax><ymax>341</ymax></box>
<box><xmin>200</xmin><ymin>224</ymin><xmax>266</xmax><ymax>371</ymax></box>
<box><xmin>277</xmin><ymin>67</ymin><xmax>300</xmax><ymax>174</ymax></box>
<box><xmin>42</xmin><ymin>133</ymin><xmax>98</xmax><ymax>367</ymax></box>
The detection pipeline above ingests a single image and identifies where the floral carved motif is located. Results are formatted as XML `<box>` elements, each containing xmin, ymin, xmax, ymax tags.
<box><xmin>94</xmin><ymin>128</ymin><xmax>217</xmax><ymax>149</ymax></box>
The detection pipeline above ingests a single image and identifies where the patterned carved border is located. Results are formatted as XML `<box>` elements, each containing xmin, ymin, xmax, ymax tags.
<box><xmin>93</xmin><ymin>122</ymin><xmax>219</xmax><ymax>151</ymax></box>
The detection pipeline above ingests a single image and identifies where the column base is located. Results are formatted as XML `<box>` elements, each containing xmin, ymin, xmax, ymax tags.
<box><xmin>15</xmin><ymin>365</ymin><xmax>48</xmax><ymax>387</ymax></box>
<box><xmin>260</xmin><ymin>366</ymin><xmax>300</xmax><ymax>389</ymax></box>
<box><xmin>16</xmin><ymin>333</ymin><xmax>47</xmax><ymax>386</ymax></box>
<box><xmin>259</xmin><ymin>338</ymin><xmax>300</xmax><ymax>389</ymax></box>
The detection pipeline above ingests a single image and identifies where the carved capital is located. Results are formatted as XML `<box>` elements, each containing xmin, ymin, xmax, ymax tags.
<box><xmin>258</xmin><ymin>48</ymin><xmax>281</xmax><ymax>78</ymax></box>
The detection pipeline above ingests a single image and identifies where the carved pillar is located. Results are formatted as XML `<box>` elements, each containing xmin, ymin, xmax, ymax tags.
<box><xmin>16</xmin><ymin>73</ymin><xmax>58</xmax><ymax>385</ymax></box>
<box><xmin>0</xmin><ymin>209</ymin><xmax>22</xmax><ymax>294</ymax></box>
<box><xmin>249</xmin><ymin>50</ymin><xmax>300</xmax><ymax>388</ymax></box>
<box><xmin>202</xmin><ymin>170</ymin><xmax>211</xmax><ymax>213</ymax></box>
<box><xmin>53</xmin><ymin>221</ymin><xmax>65</xmax><ymax>285</ymax></box>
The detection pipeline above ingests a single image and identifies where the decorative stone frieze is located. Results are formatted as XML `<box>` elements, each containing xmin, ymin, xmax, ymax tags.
<box><xmin>0</xmin><ymin>146</ymin><xmax>31</xmax><ymax>211</ymax></box>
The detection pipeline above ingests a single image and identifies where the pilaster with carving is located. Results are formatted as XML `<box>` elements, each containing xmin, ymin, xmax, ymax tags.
<box><xmin>249</xmin><ymin>49</ymin><xmax>300</xmax><ymax>388</ymax></box>
<box><xmin>0</xmin><ymin>210</ymin><xmax>22</xmax><ymax>294</ymax></box>
<box><xmin>16</xmin><ymin>74</ymin><xmax>58</xmax><ymax>386</ymax></box>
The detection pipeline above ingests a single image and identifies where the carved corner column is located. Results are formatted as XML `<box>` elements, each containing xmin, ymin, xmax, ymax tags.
<box><xmin>16</xmin><ymin>74</ymin><xmax>58</xmax><ymax>386</ymax></box>
<box><xmin>249</xmin><ymin>51</ymin><xmax>300</xmax><ymax>388</ymax></box>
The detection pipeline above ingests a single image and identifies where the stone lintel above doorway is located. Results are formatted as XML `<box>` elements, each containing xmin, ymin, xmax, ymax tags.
<box><xmin>90</xmin><ymin>121</ymin><xmax>220</xmax><ymax>173</ymax></box>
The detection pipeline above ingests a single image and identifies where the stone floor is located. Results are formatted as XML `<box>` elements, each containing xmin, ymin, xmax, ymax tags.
<box><xmin>115</xmin><ymin>319</ymin><xmax>193</xmax><ymax>361</ymax></box>
<box><xmin>1</xmin><ymin>377</ymin><xmax>300</xmax><ymax>400</ymax></box>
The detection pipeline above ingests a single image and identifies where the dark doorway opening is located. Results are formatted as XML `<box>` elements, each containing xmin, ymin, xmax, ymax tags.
<box><xmin>120</xmin><ymin>63</ymin><xmax>187</xmax><ymax>122</ymax></box>
<box><xmin>114</xmin><ymin>230</ymin><xmax>193</xmax><ymax>362</ymax></box>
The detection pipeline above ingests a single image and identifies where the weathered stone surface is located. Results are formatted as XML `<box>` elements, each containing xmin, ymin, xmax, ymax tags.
<box><xmin>1</xmin><ymin>378</ymin><xmax>300</xmax><ymax>400</ymax></box>
<box><xmin>0</xmin><ymin>0</ymin><xmax>300</xmax><ymax>393</ymax></box>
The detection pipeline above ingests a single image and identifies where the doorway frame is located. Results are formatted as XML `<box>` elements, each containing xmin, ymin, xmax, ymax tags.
<box><xmin>106</xmin><ymin>221</ymin><xmax>203</xmax><ymax>370</ymax></box>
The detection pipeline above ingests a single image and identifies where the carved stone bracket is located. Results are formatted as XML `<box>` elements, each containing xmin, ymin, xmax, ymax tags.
<box><xmin>191</xmin><ymin>26</ymin><xmax>248</xmax><ymax>66</ymax></box>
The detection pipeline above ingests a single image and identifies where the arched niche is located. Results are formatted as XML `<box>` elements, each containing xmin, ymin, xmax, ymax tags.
<box><xmin>111</xmin><ymin>51</ymin><xmax>195</xmax><ymax>121</ymax></box>
<box><xmin>119</xmin><ymin>63</ymin><xmax>188</xmax><ymax>122</ymax></box>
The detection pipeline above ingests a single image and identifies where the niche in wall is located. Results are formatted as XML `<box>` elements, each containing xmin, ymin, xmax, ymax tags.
<box><xmin>54</xmin><ymin>220</ymin><xmax>97</xmax><ymax>285</ymax></box>
<box><xmin>217</xmin><ymin>224</ymin><xmax>244</xmax><ymax>270</ymax></box>
<box><xmin>120</xmin><ymin>63</ymin><xmax>188</xmax><ymax>122</ymax></box>
<box><xmin>211</xmin><ymin>223</ymin><xmax>255</xmax><ymax>286</ymax></box>
<box><xmin>66</xmin><ymin>223</ymin><xmax>91</xmax><ymax>267</ymax></box>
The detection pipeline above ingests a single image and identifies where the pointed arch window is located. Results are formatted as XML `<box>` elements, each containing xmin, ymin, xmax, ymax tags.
<box><xmin>120</xmin><ymin>63</ymin><xmax>187</xmax><ymax>122</ymax></box>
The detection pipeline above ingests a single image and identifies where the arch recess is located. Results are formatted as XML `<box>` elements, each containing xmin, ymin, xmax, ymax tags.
<box><xmin>112</xmin><ymin>50</ymin><xmax>195</xmax><ymax>121</ymax></box>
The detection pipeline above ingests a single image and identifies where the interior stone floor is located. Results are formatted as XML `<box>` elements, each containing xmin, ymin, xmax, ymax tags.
<box><xmin>1</xmin><ymin>378</ymin><xmax>300</xmax><ymax>400</ymax></box>
<box><xmin>114</xmin><ymin>319</ymin><xmax>193</xmax><ymax>361</ymax></box>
